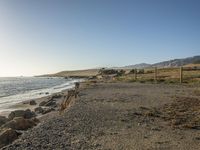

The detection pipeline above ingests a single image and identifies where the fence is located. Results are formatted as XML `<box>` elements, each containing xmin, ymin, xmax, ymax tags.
<box><xmin>131</xmin><ymin>66</ymin><xmax>200</xmax><ymax>83</ymax></box>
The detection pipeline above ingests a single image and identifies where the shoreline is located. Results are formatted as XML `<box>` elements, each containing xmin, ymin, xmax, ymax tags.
<box><xmin>0</xmin><ymin>78</ymin><xmax>84</xmax><ymax>116</ymax></box>
<box><xmin>0</xmin><ymin>89</ymin><xmax>67</xmax><ymax>117</ymax></box>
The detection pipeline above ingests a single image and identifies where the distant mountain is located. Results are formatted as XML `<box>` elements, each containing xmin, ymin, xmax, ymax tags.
<box><xmin>119</xmin><ymin>56</ymin><xmax>200</xmax><ymax>69</ymax></box>
<box><xmin>122</xmin><ymin>63</ymin><xmax>151</xmax><ymax>69</ymax></box>
<box><xmin>151</xmin><ymin>56</ymin><xmax>200</xmax><ymax>68</ymax></box>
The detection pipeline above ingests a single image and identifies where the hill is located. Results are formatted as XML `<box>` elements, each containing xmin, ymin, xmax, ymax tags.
<box><xmin>121</xmin><ymin>55</ymin><xmax>200</xmax><ymax>69</ymax></box>
<box><xmin>41</xmin><ymin>69</ymin><xmax>99</xmax><ymax>78</ymax></box>
<box><xmin>151</xmin><ymin>55</ymin><xmax>200</xmax><ymax>68</ymax></box>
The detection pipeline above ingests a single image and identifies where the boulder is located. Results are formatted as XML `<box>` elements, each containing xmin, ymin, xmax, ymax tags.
<box><xmin>8</xmin><ymin>109</ymin><xmax>36</xmax><ymax>120</ymax></box>
<box><xmin>39</xmin><ymin>101</ymin><xmax>47</xmax><ymax>106</ymax></box>
<box><xmin>51</xmin><ymin>94</ymin><xmax>62</xmax><ymax>99</ymax></box>
<box><xmin>34</xmin><ymin>107</ymin><xmax>44</xmax><ymax>114</ymax></box>
<box><xmin>29</xmin><ymin>100</ymin><xmax>37</xmax><ymax>105</ymax></box>
<box><xmin>44</xmin><ymin>100</ymin><xmax>56</xmax><ymax>107</ymax></box>
<box><xmin>0</xmin><ymin>116</ymin><xmax>9</xmax><ymax>127</ymax></box>
<box><xmin>2</xmin><ymin>117</ymin><xmax>39</xmax><ymax>130</ymax></box>
<box><xmin>42</xmin><ymin>108</ymin><xmax>55</xmax><ymax>114</ymax></box>
<box><xmin>0</xmin><ymin>128</ymin><xmax>20</xmax><ymax>148</ymax></box>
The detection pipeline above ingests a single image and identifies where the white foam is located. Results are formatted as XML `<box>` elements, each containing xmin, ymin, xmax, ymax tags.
<box><xmin>0</xmin><ymin>78</ymin><xmax>84</xmax><ymax>112</ymax></box>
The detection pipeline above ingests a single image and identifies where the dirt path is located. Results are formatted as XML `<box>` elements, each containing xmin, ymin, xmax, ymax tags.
<box><xmin>2</xmin><ymin>82</ymin><xmax>200</xmax><ymax>150</ymax></box>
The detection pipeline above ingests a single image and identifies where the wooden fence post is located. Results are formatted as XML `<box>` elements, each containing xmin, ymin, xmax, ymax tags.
<box><xmin>154</xmin><ymin>67</ymin><xmax>157</xmax><ymax>83</ymax></box>
<box><xmin>180</xmin><ymin>67</ymin><xmax>183</xmax><ymax>83</ymax></box>
<box><xmin>134</xmin><ymin>69</ymin><xmax>137</xmax><ymax>80</ymax></box>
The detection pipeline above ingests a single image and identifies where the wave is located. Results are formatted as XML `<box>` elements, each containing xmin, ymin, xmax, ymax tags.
<box><xmin>0</xmin><ymin>78</ymin><xmax>84</xmax><ymax>112</ymax></box>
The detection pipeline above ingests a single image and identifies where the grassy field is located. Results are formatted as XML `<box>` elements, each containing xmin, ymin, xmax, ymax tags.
<box><xmin>116</xmin><ymin>67</ymin><xmax>200</xmax><ymax>84</ymax></box>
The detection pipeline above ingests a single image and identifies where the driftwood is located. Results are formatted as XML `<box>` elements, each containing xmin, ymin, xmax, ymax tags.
<box><xmin>59</xmin><ymin>82</ymin><xmax>80</xmax><ymax>114</ymax></box>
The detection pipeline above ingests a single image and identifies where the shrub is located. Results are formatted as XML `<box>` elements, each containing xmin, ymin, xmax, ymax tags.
<box><xmin>117</xmin><ymin>69</ymin><xmax>126</xmax><ymax>76</ymax></box>
<box><xmin>129</xmin><ymin>69</ymin><xmax>135</xmax><ymax>74</ymax></box>
<box><xmin>146</xmin><ymin>70</ymin><xmax>154</xmax><ymax>74</ymax></box>
<box><xmin>98</xmin><ymin>69</ymin><xmax>118</xmax><ymax>75</ymax></box>
<box><xmin>137</xmin><ymin>69</ymin><xmax>144</xmax><ymax>74</ymax></box>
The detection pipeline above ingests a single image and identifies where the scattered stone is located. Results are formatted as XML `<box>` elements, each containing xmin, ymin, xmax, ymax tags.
<box><xmin>39</xmin><ymin>101</ymin><xmax>47</xmax><ymax>106</ymax></box>
<box><xmin>151</xmin><ymin>127</ymin><xmax>161</xmax><ymax>131</ymax></box>
<box><xmin>0</xmin><ymin>116</ymin><xmax>9</xmax><ymax>127</ymax></box>
<box><xmin>22</xmin><ymin>101</ymin><xmax>29</xmax><ymax>104</ymax></box>
<box><xmin>133</xmin><ymin>112</ymin><xmax>142</xmax><ymax>116</ymax></box>
<box><xmin>42</xmin><ymin>108</ymin><xmax>55</xmax><ymax>114</ymax></box>
<box><xmin>35</xmin><ymin>106</ymin><xmax>55</xmax><ymax>114</ymax></box>
<box><xmin>51</xmin><ymin>94</ymin><xmax>62</xmax><ymax>99</ymax></box>
<box><xmin>171</xmin><ymin>119</ymin><xmax>183</xmax><ymax>126</ymax></box>
<box><xmin>8</xmin><ymin>109</ymin><xmax>36</xmax><ymax>120</ymax></box>
<box><xmin>29</xmin><ymin>100</ymin><xmax>37</xmax><ymax>105</ymax></box>
<box><xmin>0</xmin><ymin>128</ymin><xmax>20</xmax><ymax>148</ymax></box>
<box><xmin>34</xmin><ymin>107</ymin><xmax>44</xmax><ymax>114</ymax></box>
<box><xmin>2</xmin><ymin>117</ymin><xmax>39</xmax><ymax>130</ymax></box>
<box><xmin>44</xmin><ymin>101</ymin><xmax>56</xmax><ymax>107</ymax></box>
<box><xmin>194</xmin><ymin>137</ymin><xmax>200</xmax><ymax>140</ymax></box>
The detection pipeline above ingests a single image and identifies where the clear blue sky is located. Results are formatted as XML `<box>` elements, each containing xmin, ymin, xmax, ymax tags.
<box><xmin>0</xmin><ymin>0</ymin><xmax>199</xmax><ymax>76</ymax></box>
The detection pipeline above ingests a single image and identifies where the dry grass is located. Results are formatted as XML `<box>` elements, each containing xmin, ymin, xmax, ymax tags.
<box><xmin>115</xmin><ymin>67</ymin><xmax>200</xmax><ymax>84</ymax></box>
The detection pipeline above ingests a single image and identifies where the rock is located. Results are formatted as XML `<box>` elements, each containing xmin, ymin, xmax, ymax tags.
<box><xmin>34</xmin><ymin>106</ymin><xmax>55</xmax><ymax>115</ymax></box>
<box><xmin>42</xmin><ymin>108</ymin><xmax>55</xmax><ymax>114</ymax></box>
<box><xmin>39</xmin><ymin>101</ymin><xmax>47</xmax><ymax>106</ymax></box>
<box><xmin>34</xmin><ymin>107</ymin><xmax>44</xmax><ymax>114</ymax></box>
<box><xmin>151</xmin><ymin>127</ymin><xmax>161</xmax><ymax>131</ymax></box>
<box><xmin>0</xmin><ymin>116</ymin><xmax>9</xmax><ymax>127</ymax></box>
<box><xmin>31</xmin><ymin>117</ymin><xmax>40</xmax><ymax>124</ymax></box>
<box><xmin>44</xmin><ymin>101</ymin><xmax>56</xmax><ymax>107</ymax></box>
<box><xmin>51</xmin><ymin>94</ymin><xmax>62</xmax><ymax>99</ymax></box>
<box><xmin>29</xmin><ymin>100</ymin><xmax>37</xmax><ymax>105</ymax></box>
<box><xmin>2</xmin><ymin>117</ymin><xmax>39</xmax><ymax>130</ymax></box>
<box><xmin>22</xmin><ymin>101</ymin><xmax>29</xmax><ymax>104</ymax></box>
<box><xmin>0</xmin><ymin>128</ymin><xmax>20</xmax><ymax>148</ymax></box>
<box><xmin>195</xmin><ymin>137</ymin><xmax>200</xmax><ymax>140</ymax></box>
<box><xmin>8</xmin><ymin>109</ymin><xmax>36</xmax><ymax>120</ymax></box>
<box><xmin>45</xmin><ymin>92</ymin><xmax>49</xmax><ymax>95</ymax></box>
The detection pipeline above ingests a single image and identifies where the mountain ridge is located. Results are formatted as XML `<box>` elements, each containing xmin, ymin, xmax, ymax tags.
<box><xmin>116</xmin><ymin>55</ymin><xmax>200</xmax><ymax>69</ymax></box>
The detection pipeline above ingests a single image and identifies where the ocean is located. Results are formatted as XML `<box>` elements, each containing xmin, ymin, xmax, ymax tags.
<box><xmin>0</xmin><ymin>77</ymin><xmax>83</xmax><ymax>112</ymax></box>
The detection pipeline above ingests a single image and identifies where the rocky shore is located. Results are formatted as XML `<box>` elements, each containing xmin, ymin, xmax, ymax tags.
<box><xmin>1</xmin><ymin>81</ymin><xmax>200</xmax><ymax>149</ymax></box>
<box><xmin>0</xmin><ymin>88</ymin><xmax>69</xmax><ymax>148</ymax></box>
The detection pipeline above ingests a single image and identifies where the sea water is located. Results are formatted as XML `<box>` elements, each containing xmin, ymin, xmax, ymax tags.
<box><xmin>0</xmin><ymin>77</ymin><xmax>83</xmax><ymax>112</ymax></box>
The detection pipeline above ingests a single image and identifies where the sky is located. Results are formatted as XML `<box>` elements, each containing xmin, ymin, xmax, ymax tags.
<box><xmin>0</xmin><ymin>0</ymin><xmax>199</xmax><ymax>76</ymax></box>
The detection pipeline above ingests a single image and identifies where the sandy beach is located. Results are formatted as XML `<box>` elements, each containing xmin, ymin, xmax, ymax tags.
<box><xmin>1</xmin><ymin>81</ymin><xmax>200</xmax><ymax>150</ymax></box>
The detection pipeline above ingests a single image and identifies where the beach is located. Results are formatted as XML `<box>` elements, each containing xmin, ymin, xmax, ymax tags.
<box><xmin>2</xmin><ymin>81</ymin><xmax>200</xmax><ymax>150</ymax></box>
<box><xmin>0</xmin><ymin>77</ymin><xmax>83</xmax><ymax>116</ymax></box>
